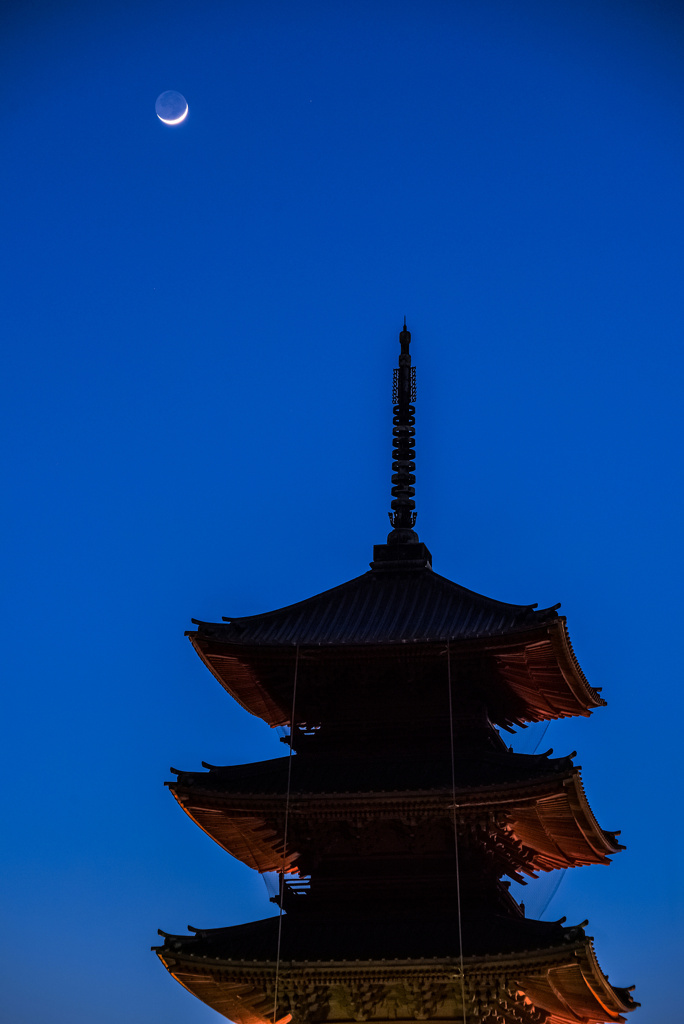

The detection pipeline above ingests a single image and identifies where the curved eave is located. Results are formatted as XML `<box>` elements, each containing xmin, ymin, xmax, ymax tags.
<box><xmin>517</xmin><ymin>939</ymin><xmax>639</xmax><ymax>1023</ymax></box>
<box><xmin>188</xmin><ymin>635</ymin><xmax>291</xmax><ymax>724</ymax></box>
<box><xmin>168</xmin><ymin>766</ymin><xmax>622</xmax><ymax>874</ymax></box>
<box><xmin>210</xmin><ymin>567</ymin><xmax>557</xmax><ymax>646</ymax></box>
<box><xmin>155</xmin><ymin>935</ymin><xmax>638</xmax><ymax>1024</ymax></box>
<box><xmin>188</xmin><ymin>618</ymin><xmax>604</xmax><ymax>729</ymax></box>
<box><xmin>492</xmin><ymin>618</ymin><xmax>605</xmax><ymax>723</ymax></box>
<box><xmin>155</xmin><ymin>950</ymin><xmax>288</xmax><ymax>1024</ymax></box>
<box><xmin>506</xmin><ymin>770</ymin><xmax>624</xmax><ymax>871</ymax></box>
<box><xmin>167</xmin><ymin>782</ymin><xmax>299</xmax><ymax>873</ymax></box>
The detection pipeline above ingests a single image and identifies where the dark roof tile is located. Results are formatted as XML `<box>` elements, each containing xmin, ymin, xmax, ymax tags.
<box><xmin>157</xmin><ymin>909</ymin><xmax>578</xmax><ymax>961</ymax></box>
<box><xmin>170</xmin><ymin>750</ymin><xmax>574</xmax><ymax>796</ymax></box>
<box><xmin>195</xmin><ymin>567</ymin><xmax>558</xmax><ymax>647</ymax></box>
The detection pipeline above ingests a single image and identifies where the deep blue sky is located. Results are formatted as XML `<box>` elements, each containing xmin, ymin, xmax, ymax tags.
<box><xmin>1</xmin><ymin>2</ymin><xmax>681</xmax><ymax>1021</ymax></box>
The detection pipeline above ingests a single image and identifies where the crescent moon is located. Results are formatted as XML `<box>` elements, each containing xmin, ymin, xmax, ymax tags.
<box><xmin>157</xmin><ymin>104</ymin><xmax>188</xmax><ymax>125</ymax></box>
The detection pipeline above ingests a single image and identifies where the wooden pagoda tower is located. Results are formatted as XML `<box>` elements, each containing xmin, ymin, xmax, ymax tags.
<box><xmin>155</xmin><ymin>325</ymin><xmax>638</xmax><ymax>1024</ymax></box>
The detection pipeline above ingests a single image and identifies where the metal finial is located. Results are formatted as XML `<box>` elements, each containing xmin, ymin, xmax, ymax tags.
<box><xmin>387</xmin><ymin>323</ymin><xmax>418</xmax><ymax>543</ymax></box>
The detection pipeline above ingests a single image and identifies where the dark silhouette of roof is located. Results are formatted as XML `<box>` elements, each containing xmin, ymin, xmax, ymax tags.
<box><xmin>170</xmin><ymin>748</ymin><xmax>576</xmax><ymax>795</ymax></box>
<box><xmin>189</xmin><ymin>595</ymin><xmax>604</xmax><ymax>730</ymax></box>
<box><xmin>194</xmin><ymin>567</ymin><xmax>560</xmax><ymax>647</ymax></box>
<box><xmin>156</xmin><ymin>908</ymin><xmax>583</xmax><ymax>961</ymax></box>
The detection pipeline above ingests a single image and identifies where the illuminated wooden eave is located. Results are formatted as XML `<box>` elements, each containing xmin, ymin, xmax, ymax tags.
<box><xmin>517</xmin><ymin>939</ymin><xmax>640</xmax><ymax>1023</ymax></box>
<box><xmin>188</xmin><ymin>618</ymin><xmax>604</xmax><ymax>730</ymax></box>
<box><xmin>154</xmin><ymin>936</ymin><xmax>639</xmax><ymax>1024</ymax></box>
<box><xmin>505</xmin><ymin>769</ymin><xmax>624</xmax><ymax>871</ymax></box>
<box><xmin>490</xmin><ymin>618</ymin><xmax>605</xmax><ymax>724</ymax></box>
<box><xmin>168</xmin><ymin>764</ymin><xmax>623</xmax><ymax>875</ymax></box>
<box><xmin>188</xmin><ymin>634</ymin><xmax>288</xmax><ymax>724</ymax></box>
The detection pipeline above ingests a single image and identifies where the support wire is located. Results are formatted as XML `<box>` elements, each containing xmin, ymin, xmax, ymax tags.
<box><xmin>272</xmin><ymin>645</ymin><xmax>299</xmax><ymax>1024</ymax></box>
<box><xmin>447</xmin><ymin>641</ymin><xmax>468</xmax><ymax>1024</ymax></box>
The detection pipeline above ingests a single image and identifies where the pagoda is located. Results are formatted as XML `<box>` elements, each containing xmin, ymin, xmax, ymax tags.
<box><xmin>155</xmin><ymin>325</ymin><xmax>639</xmax><ymax>1024</ymax></box>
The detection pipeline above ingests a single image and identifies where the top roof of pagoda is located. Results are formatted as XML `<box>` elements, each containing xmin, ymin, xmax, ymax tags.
<box><xmin>195</xmin><ymin>327</ymin><xmax>566</xmax><ymax>650</ymax></box>
<box><xmin>195</xmin><ymin>564</ymin><xmax>560</xmax><ymax>647</ymax></box>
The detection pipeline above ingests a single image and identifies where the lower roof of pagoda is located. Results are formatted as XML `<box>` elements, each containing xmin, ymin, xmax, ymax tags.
<box><xmin>157</xmin><ymin>907</ymin><xmax>579</xmax><ymax>962</ymax></box>
<box><xmin>174</xmin><ymin>748</ymin><xmax>575</xmax><ymax>793</ymax></box>
<box><xmin>154</xmin><ymin>915</ymin><xmax>638</xmax><ymax>1024</ymax></box>
<box><xmin>168</xmin><ymin>750</ymin><xmax>623</xmax><ymax>874</ymax></box>
<box><xmin>189</xmin><ymin>615</ymin><xmax>603</xmax><ymax>731</ymax></box>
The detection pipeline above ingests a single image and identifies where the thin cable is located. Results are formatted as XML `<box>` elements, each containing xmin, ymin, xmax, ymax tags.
<box><xmin>446</xmin><ymin>641</ymin><xmax>467</xmax><ymax>1024</ymax></box>
<box><xmin>531</xmin><ymin>719</ymin><xmax>551</xmax><ymax>754</ymax></box>
<box><xmin>272</xmin><ymin>645</ymin><xmax>299</xmax><ymax>1024</ymax></box>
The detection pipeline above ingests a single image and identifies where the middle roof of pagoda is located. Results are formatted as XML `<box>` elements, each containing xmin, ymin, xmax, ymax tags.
<box><xmin>172</xmin><ymin>747</ymin><xmax>578</xmax><ymax>793</ymax></box>
<box><xmin>168</xmin><ymin>749</ymin><xmax>624</xmax><ymax>875</ymax></box>
<box><xmin>193</xmin><ymin>565</ymin><xmax>560</xmax><ymax>647</ymax></box>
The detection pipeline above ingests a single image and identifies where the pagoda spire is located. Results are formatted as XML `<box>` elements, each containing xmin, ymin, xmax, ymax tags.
<box><xmin>371</xmin><ymin>322</ymin><xmax>432</xmax><ymax>569</ymax></box>
<box><xmin>388</xmin><ymin>319</ymin><xmax>418</xmax><ymax>543</ymax></box>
